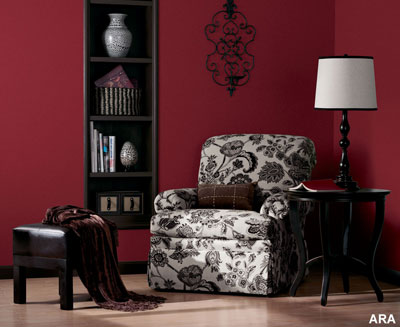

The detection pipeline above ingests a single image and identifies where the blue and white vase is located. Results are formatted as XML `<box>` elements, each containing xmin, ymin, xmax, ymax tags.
<box><xmin>102</xmin><ymin>13</ymin><xmax>132</xmax><ymax>58</ymax></box>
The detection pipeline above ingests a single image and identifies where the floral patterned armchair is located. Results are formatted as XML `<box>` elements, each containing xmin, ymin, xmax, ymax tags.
<box><xmin>148</xmin><ymin>134</ymin><xmax>316</xmax><ymax>295</ymax></box>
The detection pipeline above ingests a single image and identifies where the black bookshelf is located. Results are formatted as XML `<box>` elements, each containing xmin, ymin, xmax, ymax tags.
<box><xmin>90</xmin><ymin>57</ymin><xmax>152</xmax><ymax>63</ymax></box>
<box><xmin>83</xmin><ymin>0</ymin><xmax>158</xmax><ymax>229</ymax></box>
<box><xmin>89</xmin><ymin>172</ymin><xmax>152</xmax><ymax>178</ymax></box>
<box><xmin>91</xmin><ymin>0</ymin><xmax>152</xmax><ymax>6</ymax></box>
<box><xmin>90</xmin><ymin>115</ymin><xmax>152</xmax><ymax>121</ymax></box>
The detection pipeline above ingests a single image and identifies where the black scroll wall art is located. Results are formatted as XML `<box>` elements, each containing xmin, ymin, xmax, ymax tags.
<box><xmin>205</xmin><ymin>0</ymin><xmax>256</xmax><ymax>96</ymax></box>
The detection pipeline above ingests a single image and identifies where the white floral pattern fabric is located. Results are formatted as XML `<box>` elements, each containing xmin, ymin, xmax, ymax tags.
<box><xmin>148</xmin><ymin>231</ymin><xmax>299</xmax><ymax>295</ymax></box>
<box><xmin>151</xmin><ymin>209</ymin><xmax>275</xmax><ymax>241</ymax></box>
<box><xmin>154</xmin><ymin>188</ymin><xmax>198</xmax><ymax>213</ymax></box>
<box><xmin>148</xmin><ymin>134</ymin><xmax>316</xmax><ymax>295</ymax></box>
<box><xmin>198</xmin><ymin>134</ymin><xmax>316</xmax><ymax>195</ymax></box>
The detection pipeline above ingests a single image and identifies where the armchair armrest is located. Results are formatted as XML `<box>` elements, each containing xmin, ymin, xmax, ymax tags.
<box><xmin>260</xmin><ymin>192</ymin><xmax>313</xmax><ymax>220</ymax></box>
<box><xmin>260</xmin><ymin>192</ymin><xmax>289</xmax><ymax>220</ymax></box>
<box><xmin>154</xmin><ymin>188</ymin><xmax>198</xmax><ymax>213</ymax></box>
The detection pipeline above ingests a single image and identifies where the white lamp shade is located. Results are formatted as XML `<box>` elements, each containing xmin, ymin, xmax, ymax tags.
<box><xmin>314</xmin><ymin>56</ymin><xmax>377</xmax><ymax>110</ymax></box>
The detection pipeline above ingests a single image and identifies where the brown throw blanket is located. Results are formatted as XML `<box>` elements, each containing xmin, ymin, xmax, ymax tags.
<box><xmin>43</xmin><ymin>205</ymin><xmax>165</xmax><ymax>312</ymax></box>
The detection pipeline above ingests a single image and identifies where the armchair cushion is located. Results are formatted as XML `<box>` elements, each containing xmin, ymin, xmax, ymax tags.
<box><xmin>154</xmin><ymin>188</ymin><xmax>198</xmax><ymax>213</ymax></box>
<box><xmin>151</xmin><ymin>209</ymin><xmax>279</xmax><ymax>241</ymax></box>
<box><xmin>197</xmin><ymin>183</ymin><xmax>255</xmax><ymax>210</ymax></box>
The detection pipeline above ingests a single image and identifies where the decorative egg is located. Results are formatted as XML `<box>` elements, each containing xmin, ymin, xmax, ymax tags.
<box><xmin>120</xmin><ymin>141</ymin><xmax>138</xmax><ymax>171</ymax></box>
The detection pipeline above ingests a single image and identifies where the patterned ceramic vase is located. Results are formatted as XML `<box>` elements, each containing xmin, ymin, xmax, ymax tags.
<box><xmin>120</xmin><ymin>141</ymin><xmax>138</xmax><ymax>171</ymax></box>
<box><xmin>102</xmin><ymin>13</ymin><xmax>132</xmax><ymax>58</ymax></box>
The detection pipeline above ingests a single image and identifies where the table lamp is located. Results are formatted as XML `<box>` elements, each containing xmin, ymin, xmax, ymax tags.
<box><xmin>314</xmin><ymin>55</ymin><xmax>377</xmax><ymax>191</ymax></box>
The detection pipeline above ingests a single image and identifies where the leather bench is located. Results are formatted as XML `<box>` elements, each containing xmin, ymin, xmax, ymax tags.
<box><xmin>13</xmin><ymin>223</ymin><xmax>78</xmax><ymax>310</ymax></box>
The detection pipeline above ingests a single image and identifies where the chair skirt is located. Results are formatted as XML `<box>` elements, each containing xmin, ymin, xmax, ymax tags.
<box><xmin>147</xmin><ymin>236</ymin><xmax>299</xmax><ymax>295</ymax></box>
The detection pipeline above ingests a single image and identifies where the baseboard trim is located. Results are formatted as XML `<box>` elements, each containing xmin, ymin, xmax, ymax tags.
<box><xmin>119</xmin><ymin>261</ymin><xmax>147</xmax><ymax>275</ymax></box>
<box><xmin>376</xmin><ymin>266</ymin><xmax>400</xmax><ymax>286</ymax></box>
<box><xmin>0</xmin><ymin>261</ymin><xmax>147</xmax><ymax>279</ymax></box>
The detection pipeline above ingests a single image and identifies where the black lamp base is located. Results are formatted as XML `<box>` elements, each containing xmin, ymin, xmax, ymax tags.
<box><xmin>335</xmin><ymin>177</ymin><xmax>360</xmax><ymax>191</ymax></box>
<box><xmin>335</xmin><ymin>110</ymin><xmax>360</xmax><ymax>192</ymax></box>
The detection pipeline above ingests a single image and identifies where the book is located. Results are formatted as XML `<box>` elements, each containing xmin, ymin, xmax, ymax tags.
<box><xmin>96</xmin><ymin>130</ymin><xmax>101</xmax><ymax>172</ymax></box>
<box><xmin>109</xmin><ymin>136</ymin><xmax>116</xmax><ymax>172</ymax></box>
<box><xmin>99</xmin><ymin>133</ymin><xmax>104</xmax><ymax>173</ymax></box>
<box><xmin>90</xmin><ymin>122</ymin><xmax>95</xmax><ymax>173</ymax></box>
<box><xmin>289</xmin><ymin>179</ymin><xmax>346</xmax><ymax>192</ymax></box>
<box><xmin>93</xmin><ymin>129</ymin><xmax>98</xmax><ymax>172</ymax></box>
<box><xmin>103</xmin><ymin>136</ymin><xmax>110</xmax><ymax>173</ymax></box>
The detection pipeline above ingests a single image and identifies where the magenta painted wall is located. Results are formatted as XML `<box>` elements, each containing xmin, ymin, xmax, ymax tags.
<box><xmin>0</xmin><ymin>1</ymin><xmax>84</xmax><ymax>265</ymax></box>
<box><xmin>335</xmin><ymin>0</ymin><xmax>400</xmax><ymax>271</ymax></box>
<box><xmin>0</xmin><ymin>0</ymin><xmax>336</xmax><ymax>265</ymax></box>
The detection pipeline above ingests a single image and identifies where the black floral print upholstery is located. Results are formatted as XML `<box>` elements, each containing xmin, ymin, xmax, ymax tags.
<box><xmin>198</xmin><ymin>134</ymin><xmax>316</xmax><ymax>192</ymax></box>
<box><xmin>148</xmin><ymin>134</ymin><xmax>316</xmax><ymax>295</ymax></box>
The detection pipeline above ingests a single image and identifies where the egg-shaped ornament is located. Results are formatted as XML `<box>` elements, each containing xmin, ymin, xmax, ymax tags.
<box><xmin>120</xmin><ymin>141</ymin><xmax>138</xmax><ymax>171</ymax></box>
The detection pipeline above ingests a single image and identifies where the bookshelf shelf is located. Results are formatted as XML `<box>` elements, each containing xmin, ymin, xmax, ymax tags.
<box><xmin>104</xmin><ymin>215</ymin><xmax>151</xmax><ymax>229</ymax></box>
<box><xmin>90</xmin><ymin>0</ymin><xmax>152</xmax><ymax>7</ymax></box>
<box><xmin>89</xmin><ymin>172</ymin><xmax>152</xmax><ymax>178</ymax></box>
<box><xmin>90</xmin><ymin>57</ymin><xmax>152</xmax><ymax>64</ymax></box>
<box><xmin>90</xmin><ymin>115</ymin><xmax>152</xmax><ymax>122</ymax></box>
<box><xmin>84</xmin><ymin>0</ymin><xmax>158</xmax><ymax>230</ymax></box>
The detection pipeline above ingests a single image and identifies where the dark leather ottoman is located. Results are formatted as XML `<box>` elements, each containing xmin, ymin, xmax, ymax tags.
<box><xmin>13</xmin><ymin>223</ymin><xmax>78</xmax><ymax>310</ymax></box>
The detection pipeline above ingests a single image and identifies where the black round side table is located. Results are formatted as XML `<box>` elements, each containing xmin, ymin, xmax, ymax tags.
<box><xmin>286</xmin><ymin>188</ymin><xmax>390</xmax><ymax>306</ymax></box>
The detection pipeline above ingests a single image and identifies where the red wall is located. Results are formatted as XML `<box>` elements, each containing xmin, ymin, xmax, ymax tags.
<box><xmin>335</xmin><ymin>0</ymin><xmax>400</xmax><ymax>271</ymax></box>
<box><xmin>0</xmin><ymin>0</ymin><xmax>335</xmax><ymax>266</ymax></box>
<box><xmin>0</xmin><ymin>1</ymin><xmax>84</xmax><ymax>265</ymax></box>
<box><xmin>158</xmin><ymin>0</ymin><xmax>335</xmax><ymax>191</ymax></box>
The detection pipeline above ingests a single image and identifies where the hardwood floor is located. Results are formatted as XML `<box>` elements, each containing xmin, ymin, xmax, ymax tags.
<box><xmin>0</xmin><ymin>269</ymin><xmax>399</xmax><ymax>327</ymax></box>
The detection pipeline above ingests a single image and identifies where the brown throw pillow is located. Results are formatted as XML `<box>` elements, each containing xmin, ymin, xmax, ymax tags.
<box><xmin>197</xmin><ymin>183</ymin><xmax>256</xmax><ymax>210</ymax></box>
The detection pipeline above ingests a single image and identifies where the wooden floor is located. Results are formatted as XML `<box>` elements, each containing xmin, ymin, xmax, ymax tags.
<box><xmin>0</xmin><ymin>269</ymin><xmax>399</xmax><ymax>327</ymax></box>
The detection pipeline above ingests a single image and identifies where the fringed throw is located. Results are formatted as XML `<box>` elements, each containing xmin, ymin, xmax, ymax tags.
<box><xmin>43</xmin><ymin>205</ymin><xmax>165</xmax><ymax>312</ymax></box>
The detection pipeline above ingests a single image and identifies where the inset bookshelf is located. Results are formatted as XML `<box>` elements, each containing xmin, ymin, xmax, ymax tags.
<box><xmin>90</xmin><ymin>57</ymin><xmax>152</xmax><ymax>64</ymax></box>
<box><xmin>84</xmin><ymin>0</ymin><xmax>158</xmax><ymax>229</ymax></box>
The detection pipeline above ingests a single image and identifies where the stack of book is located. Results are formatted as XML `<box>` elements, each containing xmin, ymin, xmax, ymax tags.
<box><xmin>90</xmin><ymin>121</ymin><xmax>116</xmax><ymax>173</ymax></box>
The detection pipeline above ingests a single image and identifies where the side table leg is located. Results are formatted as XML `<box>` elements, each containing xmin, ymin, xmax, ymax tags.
<box><xmin>289</xmin><ymin>200</ymin><xmax>306</xmax><ymax>297</ymax></box>
<box><xmin>319</xmin><ymin>201</ymin><xmax>331</xmax><ymax>306</ymax></box>
<box><xmin>367</xmin><ymin>200</ymin><xmax>385</xmax><ymax>302</ymax></box>
<box><xmin>342</xmin><ymin>202</ymin><xmax>352</xmax><ymax>294</ymax></box>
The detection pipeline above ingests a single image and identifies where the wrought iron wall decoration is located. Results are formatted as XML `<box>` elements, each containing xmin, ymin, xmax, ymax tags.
<box><xmin>205</xmin><ymin>0</ymin><xmax>256</xmax><ymax>96</ymax></box>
